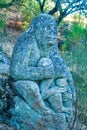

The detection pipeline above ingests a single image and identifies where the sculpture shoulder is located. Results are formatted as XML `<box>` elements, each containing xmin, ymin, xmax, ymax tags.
<box><xmin>13</xmin><ymin>31</ymin><xmax>30</xmax><ymax>54</ymax></box>
<box><xmin>11</xmin><ymin>30</ymin><xmax>40</xmax><ymax>67</ymax></box>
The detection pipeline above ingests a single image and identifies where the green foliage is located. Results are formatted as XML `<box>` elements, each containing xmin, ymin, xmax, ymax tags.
<box><xmin>60</xmin><ymin>42</ymin><xmax>67</xmax><ymax>51</ymax></box>
<box><xmin>0</xmin><ymin>0</ymin><xmax>12</xmax><ymax>4</ymax></box>
<box><xmin>0</xmin><ymin>14</ymin><xmax>6</xmax><ymax>32</ymax></box>
<box><xmin>0</xmin><ymin>0</ymin><xmax>5</xmax><ymax>4</ymax></box>
<box><xmin>43</xmin><ymin>0</ymin><xmax>55</xmax><ymax>12</ymax></box>
<box><xmin>62</xmin><ymin>44</ymin><xmax>87</xmax><ymax>124</ymax></box>
<box><xmin>59</xmin><ymin>14</ymin><xmax>87</xmax><ymax>124</ymax></box>
<box><xmin>61</xmin><ymin>22</ymin><xmax>87</xmax><ymax>51</ymax></box>
<box><xmin>0</xmin><ymin>19</ymin><xmax>6</xmax><ymax>28</ymax></box>
<box><xmin>68</xmin><ymin>23</ymin><xmax>86</xmax><ymax>43</ymax></box>
<box><xmin>61</xmin><ymin>19</ymin><xmax>87</xmax><ymax>124</ymax></box>
<box><xmin>20</xmin><ymin>0</ymin><xmax>40</xmax><ymax>30</ymax></box>
<box><xmin>19</xmin><ymin>0</ymin><xmax>55</xmax><ymax>30</ymax></box>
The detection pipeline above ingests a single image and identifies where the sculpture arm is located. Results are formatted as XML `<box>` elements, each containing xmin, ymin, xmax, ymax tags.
<box><xmin>10</xmin><ymin>34</ymin><xmax>55</xmax><ymax>81</ymax></box>
<box><xmin>10</xmin><ymin>65</ymin><xmax>55</xmax><ymax>81</ymax></box>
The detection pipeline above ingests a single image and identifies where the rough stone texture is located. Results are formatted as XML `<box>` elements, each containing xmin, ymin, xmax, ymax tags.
<box><xmin>0</xmin><ymin>124</ymin><xmax>13</xmax><ymax>130</ymax></box>
<box><xmin>0</xmin><ymin>50</ymin><xmax>11</xmax><ymax>123</ymax></box>
<box><xmin>10</xmin><ymin>13</ymin><xmax>75</xmax><ymax>130</ymax></box>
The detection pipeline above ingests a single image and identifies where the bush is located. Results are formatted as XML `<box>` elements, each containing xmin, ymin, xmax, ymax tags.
<box><xmin>64</xmin><ymin>23</ymin><xmax>87</xmax><ymax>51</ymax></box>
<box><xmin>60</xmin><ymin>15</ymin><xmax>87</xmax><ymax>126</ymax></box>
<box><xmin>20</xmin><ymin>0</ymin><xmax>40</xmax><ymax>30</ymax></box>
<box><xmin>0</xmin><ymin>14</ymin><xmax>6</xmax><ymax>33</ymax></box>
<box><xmin>61</xmin><ymin>24</ymin><xmax>87</xmax><ymax>126</ymax></box>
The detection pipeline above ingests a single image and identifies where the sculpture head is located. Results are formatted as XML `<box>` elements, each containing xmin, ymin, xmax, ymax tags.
<box><xmin>28</xmin><ymin>13</ymin><xmax>58</xmax><ymax>56</ymax></box>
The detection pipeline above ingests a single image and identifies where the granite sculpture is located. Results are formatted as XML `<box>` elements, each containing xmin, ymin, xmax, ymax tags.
<box><xmin>10</xmin><ymin>13</ymin><xmax>75</xmax><ymax>130</ymax></box>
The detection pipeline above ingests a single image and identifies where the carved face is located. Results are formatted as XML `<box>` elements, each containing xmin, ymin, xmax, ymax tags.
<box><xmin>32</xmin><ymin>14</ymin><xmax>58</xmax><ymax>53</ymax></box>
<box><xmin>42</xmin><ymin>22</ymin><xmax>58</xmax><ymax>48</ymax></box>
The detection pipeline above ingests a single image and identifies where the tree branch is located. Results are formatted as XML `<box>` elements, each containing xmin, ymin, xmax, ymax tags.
<box><xmin>48</xmin><ymin>0</ymin><xmax>60</xmax><ymax>15</ymax></box>
<box><xmin>57</xmin><ymin>12</ymin><xmax>66</xmax><ymax>25</ymax></box>
<box><xmin>36</xmin><ymin>0</ymin><xmax>46</xmax><ymax>13</ymax></box>
<box><xmin>64</xmin><ymin>1</ymin><xmax>87</xmax><ymax>17</ymax></box>
<box><xmin>63</xmin><ymin>0</ymin><xmax>86</xmax><ymax>14</ymax></box>
<box><xmin>36</xmin><ymin>0</ymin><xmax>42</xmax><ymax>7</ymax></box>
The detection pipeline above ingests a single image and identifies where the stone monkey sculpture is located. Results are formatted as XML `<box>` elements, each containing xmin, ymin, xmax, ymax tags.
<box><xmin>10</xmin><ymin>13</ymin><xmax>75</xmax><ymax>130</ymax></box>
<box><xmin>10</xmin><ymin>13</ymin><xmax>58</xmax><ymax>112</ymax></box>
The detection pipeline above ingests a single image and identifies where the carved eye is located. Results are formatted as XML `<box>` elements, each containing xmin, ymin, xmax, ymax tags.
<box><xmin>36</xmin><ymin>22</ymin><xmax>41</xmax><ymax>28</ymax></box>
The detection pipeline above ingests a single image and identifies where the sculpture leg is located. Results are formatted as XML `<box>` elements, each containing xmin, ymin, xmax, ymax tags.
<box><xmin>10</xmin><ymin>81</ymin><xmax>57</xmax><ymax>130</ymax></box>
<box><xmin>42</xmin><ymin>87</ymin><xmax>67</xmax><ymax>113</ymax></box>
<box><xmin>48</xmin><ymin>91</ymin><xmax>63</xmax><ymax>112</ymax></box>
<box><xmin>62</xmin><ymin>91</ymin><xmax>73</xmax><ymax>123</ymax></box>
<box><xmin>13</xmin><ymin>80</ymin><xmax>49</xmax><ymax>113</ymax></box>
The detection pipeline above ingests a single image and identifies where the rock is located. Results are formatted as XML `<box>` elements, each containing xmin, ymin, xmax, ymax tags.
<box><xmin>0</xmin><ymin>51</ymin><xmax>11</xmax><ymax>123</ymax></box>
<box><xmin>0</xmin><ymin>51</ymin><xmax>10</xmax><ymax>75</ymax></box>
<box><xmin>0</xmin><ymin>124</ymin><xmax>13</xmax><ymax>130</ymax></box>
